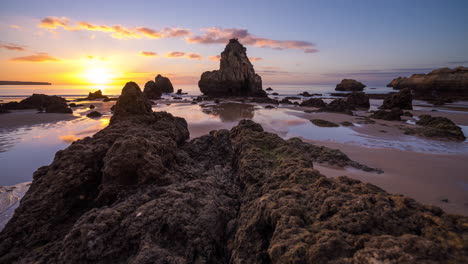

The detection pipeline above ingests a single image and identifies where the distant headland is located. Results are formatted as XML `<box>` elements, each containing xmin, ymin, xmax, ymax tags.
<box><xmin>0</xmin><ymin>81</ymin><xmax>51</xmax><ymax>85</ymax></box>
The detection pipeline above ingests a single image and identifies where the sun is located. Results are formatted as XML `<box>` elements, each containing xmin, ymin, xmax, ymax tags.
<box><xmin>85</xmin><ymin>67</ymin><xmax>112</xmax><ymax>85</ymax></box>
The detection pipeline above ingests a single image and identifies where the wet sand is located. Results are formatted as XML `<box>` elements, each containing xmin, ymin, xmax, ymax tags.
<box><xmin>0</xmin><ymin>110</ymin><xmax>77</xmax><ymax>130</ymax></box>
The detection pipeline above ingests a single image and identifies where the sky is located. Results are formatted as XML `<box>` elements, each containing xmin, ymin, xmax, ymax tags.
<box><xmin>0</xmin><ymin>0</ymin><xmax>467</xmax><ymax>86</ymax></box>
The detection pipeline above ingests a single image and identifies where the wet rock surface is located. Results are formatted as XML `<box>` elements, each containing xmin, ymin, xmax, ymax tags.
<box><xmin>380</xmin><ymin>88</ymin><xmax>413</xmax><ymax>110</ymax></box>
<box><xmin>335</xmin><ymin>79</ymin><xmax>366</xmax><ymax>91</ymax></box>
<box><xmin>311</xmin><ymin>119</ymin><xmax>340</xmax><ymax>127</ymax></box>
<box><xmin>370</xmin><ymin>108</ymin><xmax>403</xmax><ymax>121</ymax></box>
<box><xmin>1</xmin><ymin>82</ymin><xmax>467</xmax><ymax>264</ymax></box>
<box><xmin>0</xmin><ymin>94</ymin><xmax>73</xmax><ymax>114</ymax></box>
<box><xmin>199</xmin><ymin>39</ymin><xmax>266</xmax><ymax>97</ymax></box>
<box><xmin>403</xmin><ymin>115</ymin><xmax>466</xmax><ymax>141</ymax></box>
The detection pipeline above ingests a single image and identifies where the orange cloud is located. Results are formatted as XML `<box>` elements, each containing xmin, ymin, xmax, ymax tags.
<box><xmin>140</xmin><ymin>51</ymin><xmax>158</xmax><ymax>57</ymax></box>
<box><xmin>39</xmin><ymin>16</ymin><xmax>73</xmax><ymax>30</ymax></box>
<box><xmin>0</xmin><ymin>43</ymin><xmax>26</xmax><ymax>51</ymax></box>
<box><xmin>166</xmin><ymin>51</ymin><xmax>186</xmax><ymax>58</ymax></box>
<box><xmin>208</xmin><ymin>55</ymin><xmax>221</xmax><ymax>61</ymax></box>
<box><xmin>186</xmin><ymin>53</ymin><xmax>202</xmax><ymax>60</ymax></box>
<box><xmin>187</xmin><ymin>27</ymin><xmax>318</xmax><ymax>53</ymax></box>
<box><xmin>249</xmin><ymin>57</ymin><xmax>262</xmax><ymax>61</ymax></box>
<box><xmin>11</xmin><ymin>53</ymin><xmax>61</xmax><ymax>62</ymax></box>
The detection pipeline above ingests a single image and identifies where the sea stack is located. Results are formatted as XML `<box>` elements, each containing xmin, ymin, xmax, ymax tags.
<box><xmin>335</xmin><ymin>79</ymin><xmax>366</xmax><ymax>91</ymax></box>
<box><xmin>143</xmin><ymin>80</ymin><xmax>162</xmax><ymax>99</ymax></box>
<box><xmin>198</xmin><ymin>39</ymin><xmax>266</xmax><ymax>97</ymax></box>
<box><xmin>155</xmin><ymin>74</ymin><xmax>174</xmax><ymax>93</ymax></box>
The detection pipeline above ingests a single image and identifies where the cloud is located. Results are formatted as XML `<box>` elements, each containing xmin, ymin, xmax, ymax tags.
<box><xmin>10</xmin><ymin>25</ymin><xmax>24</xmax><ymax>30</ymax></box>
<box><xmin>0</xmin><ymin>43</ymin><xmax>26</xmax><ymax>51</ymax></box>
<box><xmin>208</xmin><ymin>55</ymin><xmax>221</xmax><ymax>61</ymax></box>
<box><xmin>249</xmin><ymin>57</ymin><xmax>262</xmax><ymax>61</ymax></box>
<box><xmin>140</xmin><ymin>51</ymin><xmax>158</xmax><ymax>57</ymax></box>
<box><xmin>186</xmin><ymin>27</ymin><xmax>317</xmax><ymax>53</ymax></box>
<box><xmin>10</xmin><ymin>53</ymin><xmax>61</xmax><ymax>62</ymax></box>
<box><xmin>166</xmin><ymin>51</ymin><xmax>185</xmax><ymax>58</ymax></box>
<box><xmin>186</xmin><ymin>53</ymin><xmax>202</xmax><ymax>60</ymax></box>
<box><xmin>38</xmin><ymin>17</ymin><xmax>191</xmax><ymax>40</ymax></box>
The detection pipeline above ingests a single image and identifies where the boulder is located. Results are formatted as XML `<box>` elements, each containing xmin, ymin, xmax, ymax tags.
<box><xmin>1</xmin><ymin>84</ymin><xmax>467</xmax><ymax>263</ymax></box>
<box><xmin>86</xmin><ymin>90</ymin><xmax>108</xmax><ymax>100</ymax></box>
<box><xmin>143</xmin><ymin>80</ymin><xmax>162</xmax><ymax>99</ymax></box>
<box><xmin>266</xmin><ymin>87</ymin><xmax>273</xmax><ymax>91</ymax></box>
<box><xmin>0</xmin><ymin>94</ymin><xmax>72</xmax><ymax>114</ymax></box>
<box><xmin>369</xmin><ymin>108</ymin><xmax>403</xmax><ymax>121</ymax></box>
<box><xmin>86</xmin><ymin>111</ymin><xmax>102</xmax><ymax>118</ymax></box>
<box><xmin>387</xmin><ymin>66</ymin><xmax>468</xmax><ymax>97</ymax></box>
<box><xmin>198</xmin><ymin>39</ymin><xmax>266</xmax><ymax>97</ymax></box>
<box><xmin>300</xmin><ymin>98</ymin><xmax>326</xmax><ymax>108</ymax></box>
<box><xmin>320</xmin><ymin>99</ymin><xmax>355</xmax><ymax>115</ymax></box>
<box><xmin>335</xmin><ymin>79</ymin><xmax>366</xmax><ymax>91</ymax></box>
<box><xmin>346</xmin><ymin>91</ymin><xmax>370</xmax><ymax>109</ymax></box>
<box><xmin>403</xmin><ymin>115</ymin><xmax>466</xmax><ymax>141</ymax></box>
<box><xmin>380</xmin><ymin>88</ymin><xmax>413</xmax><ymax>110</ymax></box>
<box><xmin>155</xmin><ymin>74</ymin><xmax>174</xmax><ymax>93</ymax></box>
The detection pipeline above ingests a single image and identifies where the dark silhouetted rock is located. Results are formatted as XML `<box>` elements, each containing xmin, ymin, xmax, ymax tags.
<box><xmin>380</xmin><ymin>88</ymin><xmax>413</xmax><ymax>110</ymax></box>
<box><xmin>300</xmin><ymin>98</ymin><xmax>326</xmax><ymax>108</ymax></box>
<box><xmin>89</xmin><ymin>104</ymin><xmax>95</xmax><ymax>109</ymax></box>
<box><xmin>340</xmin><ymin>121</ymin><xmax>354</xmax><ymax>127</ymax></box>
<box><xmin>176</xmin><ymin>89</ymin><xmax>182</xmax><ymax>94</ymax></box>
<box><xmin>1</xmin><ymin>84</ymin><xmax>467</xmax><ymax>263</ymax></box>
<box><xmin>370</xmin><ymin>108</ymin><xmax>403</xmax><ymax>121</ymax></box>
<box><xmin>320</xmin><ymin>99</ymin><xmax>355</xmax><ymax>114</ymax></box>
<box><xmin>86</xmin><ymin>90</ymin><xmax>108</xmax><ymax>100</ymax></box>
<box><xmin>0</xmin><ymin>94</ymin><xmax>72</xmax><ymax>114</ymax></box>
<box><xmin>266</xmin><ymin>87</ymin><xmax>273</xmax><ymax>91</ymax></box>
<box><xmin>272</xmin><ymin>92</ymin><xmax>279</xmax><ymax>95</ymax></box>
<box><xmin>264</xmin><ymin>105</ymin><xmax>275</xmax><ymax>109</ymax></box>
<box><xmin>403</xmin><ymin>115</ymin><xmax>466</xmax><ymax>141</ymax></box>
<box><xmin>347</xmin><ymin>91</ymin><xmax>370</xmax><ymax>109</ymax></box>
<box><xmin>249</xmin><ymin>97</ymin><xmax>279</xmax><ymax>105</ymax></box>
<box><xmin>143</xmin><ymin>80</ymin><xmax>162</xmax><ymax>99</ymax></box>
<box><xmin>199</xmin><ymin>39</ymin><xmax>266</xmax><ymax>97</ymax></box>
<box><xmin>86</xmin><ymin>111</ymin><xmax>102</xmax><ymax>118</ymax></box>
<box><xmin>155</xmin><ymin>74</ymin><xmax>174</xmax><ymax>93</ymax></box>
<box><xmin>311</xmin><ymin>119</ymin><xmax>339</xmax><ymax>127</ymax></box>
<box><xmin>279</xmin><ymin>98</ymin><xmax>293</xmax><ymax>104</ymax></box>
<box><xmin>387</xmin><ymin>66</ymin><xmax>468</xmax><ymax>97</ymax></box>
<box><xmin>335</xmin><ymin>79</ymin><xmax>366</xmax><ymax>91</ymax></box>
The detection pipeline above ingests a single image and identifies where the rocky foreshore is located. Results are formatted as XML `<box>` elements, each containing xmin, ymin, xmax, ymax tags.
<box><xmin>1</xmin><ymin>82</ymin><xmax>467</xmax><ymax>263</ymax></box>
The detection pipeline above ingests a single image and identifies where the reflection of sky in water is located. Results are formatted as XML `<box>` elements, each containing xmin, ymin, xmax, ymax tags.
<box><xmin>1</xmin><ymin>102</ymin><xmax>468</xmax><ymax>185</ymax></box>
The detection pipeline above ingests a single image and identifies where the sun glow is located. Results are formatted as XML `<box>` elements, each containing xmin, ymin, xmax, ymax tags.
<box><xmin>84</xmin><ymin>67</ymin><xmax>113</xmax><ymax>85</ymax></box>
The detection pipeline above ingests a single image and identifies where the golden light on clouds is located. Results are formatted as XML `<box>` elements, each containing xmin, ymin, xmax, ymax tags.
<box><xmin>140</xmin><ymin>51</ymin><xmax>157</xmax><ymax>57</ymax></box>
<box><xmin>10</xmin><ymin>53</ymin><xmax>61</xmax><ymax>62</ymax></box>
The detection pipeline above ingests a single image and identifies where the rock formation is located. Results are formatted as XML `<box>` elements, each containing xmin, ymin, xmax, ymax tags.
<box><xmin>403</xmin><ymin>115</ymin><xmax>466</xmax><ymax>141</ymax></box>
<box><xmin>86</xmin><ymin>90</ymin><xmax>109</xmax><ymax>100</ymax></box>
<box><xmin>380</xmin><ymin>88</ymin><xmax>413</xmax><ymax>110</ymax></box>
<box><xmin>335</xmin><ymin>79</ymin><xmax>366</xmax><ymax>91</ymax></box>
<box><xmin>86</xmin><ymin>111</ymin><xmax>102</xmax><ymax>118</ymax></box>
<box><xmin>1</xmin><ymin>82</ymin><xmax>467</xmax><ymax>263</ymax></box>
<box><xmin>300</xmin><ymin>98</ymin><xmax>326</xmax><ymax>108</ymax></box>
<box><xmin>320</xmin><ymin>99</ymin><xmax>355</xmax><ymax>115</ymax></box>
<box><xmin>143</xmin><ymin>80</ymin><xmax>162</xmax><ymax>99</ymax></box>
<box><xmin>369</xmin><ymin>108</ymin><xmax>403</xmax><ymax>121</ymax></box>
<box><xmin>0</xmin><ymin>94</ymin><xmax>73</xmax><ymax>113</ymax></box>
<box><xmin>346</xmin><ymin>91</ymin><xmax>370</xmax><ymax>109</ymax></box>
<box><xmin>155</xmin><ymin>74</ymin><xmax>174</xmax><ymax>93</ymax></box>
<box><xmin>199</xmin><ymin>39</ymin><xmax>266</xmax><ymax>97</ymax></box>
<box><xmin>387</xmin><ymin>66</ymin><xmax>468</xmax><ymax>97</ymax></box>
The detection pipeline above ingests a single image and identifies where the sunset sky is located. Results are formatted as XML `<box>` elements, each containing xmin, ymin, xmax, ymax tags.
<box><xmin>1</xmin><ymin>0</ymin><xmax>467</xmax><ymax>86</ymax></box>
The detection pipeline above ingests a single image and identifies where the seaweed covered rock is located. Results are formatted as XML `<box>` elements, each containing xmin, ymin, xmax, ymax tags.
<box><xmin>199</xmin><ymin>39</ymin><xmax>266</xmax><ymax>97</ymax></box>
<box><xmin>335</xmin><ymin>79</ymin><xmax>366</xmax><ymax>91</ymax></box>
<box><xmin>347</xmin><ymin>91</ymin><xmax>370</xmax><ymax>109</ymax></box>
<box><xmin>1</xmin><ymin>83</ymin><xmax>467</xmax><ymax>264</ymax></box>
<box><xmin>0</xmin><ymin>94</ymin><xmax>72</xmax><ymax>113</ymax></box>
<box><xmin>380</xmin><ymin>88</ymin><xmax>413</xmax><ymax>110</ymax></box>
<box><xmin>300</xmin><ymin>98</ymin><xmax>326</xmax><ymax>108</ymax></box>
<box><xmin>320</xmin><ymin>99</ymin><xmax>355</xmax><ymax>115</ymax></box>
<box><xmin>403</xmin><ymin>115</ymin><xmax>466</xmax><ymax>141</ymax></box>
<box><xmin>311</xmin><ymin>119</ymin><xmax>339</xmax><ymax>127</ymax></box>
<box><xmin>143</xmin><ymin>80</ymin><xmax>162</xmax><ymax>99</ymax></box>
<box><xmin>370</xmin><ymin>108</ymin><xmax>403</xmax><ymax>121</ymax></box>
<box><xmin>155</xmin><ymin>74</ymin><xmax>174</xmax><ymax>93</ymax></box>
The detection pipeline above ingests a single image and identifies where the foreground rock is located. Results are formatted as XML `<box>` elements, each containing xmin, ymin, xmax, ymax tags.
<box><xmin>199</xmin><ymin>39</ymin><xmax>266</xmax><ymax>97</ymax></box>
<box><xmin>0</xmin><ymin>182</ymin><xmax>30</xmax><ymax>231</ymax></box>
<box><xmin>155</xmin><ymin>74</ymin><xmax>174</xmax><ymax>93</ymax></box>
<box><xmin>1</xmin><ymin>82</ymin><xmax>467</xmax><ymax>263</ymax></box>
<box><xmin>0</xmin><ymin>94</ymin><xmax>72</xmax><ymax>113</ymax></box>
<box><xmin>86</xmin><ymin>111</ymin><xmax>102</xmax><ymax>118</ymax></box>
<box><xmin>380</xmin><ymin>88</ymin><xmax>413</xmax><ymax>110</ymax></box>
<box><xmin>335</xmin><ymin>79</ymin><xmax>366</xmax><ymax>91</ymax></box>
<box><xmin>86</xmin><ymin>90</ymin><xmax>109</xmax><ymax>100</ymax></box>
<box><xmin>387</xmin><ymin>66</ymin><xmax>468</xmax><ymax>97</ymax></box>
<box><xmin>143</xmin><ymin>80</ymin><xmax>162</xmax><ymax>99</ymax></box>
<box><xmin>403</xmin><ymin>115</ymin><xmax>466</xmax><ymax>141</ymax></box>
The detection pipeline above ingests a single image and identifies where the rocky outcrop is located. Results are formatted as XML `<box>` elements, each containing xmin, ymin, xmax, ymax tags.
<box><xmin>86</xmin><ymin>90</ymin><xmax>108</xmax><ymax>100</ymax></box>
<box><xmin>199</xmin><ymin>39</ymin><xmax>266</xmax><ymax>97</ymax></box>
<box><xmin>380</xmin><ymin>88</ymin><xmax>413</xmax><ymax>110</ymax></box>
<box><xmin>0</xmin><ymin>94</ymin><xmax>73</xmax><ymax>114</ymax></box>
<box><xmin>155</xmin><ymin>74</ymin><xmax>174</xmax><ymax>93</ymax></box>
<box><xmin>387</xmin><ymin>66</ymin><xmax>468</xmax><ymax>97</ymax></box>
<box><xmin>320</xmin><ymin>99</ymin><xmax>355</xmax><ymax>115</ymax></box>
<box><xmin>403</xmin><ymin>115</ymin><xmax>466</xmax><ymax>141</ymax></box>
<box><xmin>335</xmin><ymin>79</ymin><xmax>366</xmax><ymax>91</ymax></box>
<box><xmin>369</xmin><ymin>108</ymin><xmax>403</xmax><ymax>121</ymax></box>
<box><xmin>346</xmin><ymin>91</ymin><xmax>370</xmax><ymax>109</ymax></box>
<box><xmin>300</xmin><ymin>98</ymin><xmax>326</xmax><ymax>108</ymax></box>
<box><xmin>1</xmin><ymin>82</ymin><xmax>467</xmax><ymax>263</ymax></box>
<box><xmin>143</xmin><ymin>80</ymin><xmax>162</xmax><ymax>99</ymax></box>
<box><xmin>86</xmin><ymin>111</ymin><xmax>102</xmax><ymax>118</ymax></box>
